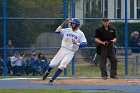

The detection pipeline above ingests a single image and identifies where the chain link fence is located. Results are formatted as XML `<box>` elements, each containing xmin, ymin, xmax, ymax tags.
<box><xmin>0</xmin><ymin>0</ymin><xmax>140</xmax><ymax>77</ymax></box>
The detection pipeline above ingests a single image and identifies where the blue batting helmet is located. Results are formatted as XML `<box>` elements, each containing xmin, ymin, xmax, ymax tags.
<box><xmin>71</xmin><ymin>18</ymin><xmax>80</xmax><ymax>27</ymax></box>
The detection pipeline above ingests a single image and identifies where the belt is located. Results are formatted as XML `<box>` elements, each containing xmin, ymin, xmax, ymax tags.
<box><xmin>61</xmin><ymin>46</ymin><xmax>75</xmax><ymax>52</ymax></box>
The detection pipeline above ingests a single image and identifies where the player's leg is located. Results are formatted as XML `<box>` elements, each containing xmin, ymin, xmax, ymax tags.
<box><xmin>49</xmin><ymin>51</ymin><xmax>75</xmax><ymax>83</ymax></box>
<box><xmin>48</xmin><ymin>68</ymin><xmax>63</xmax><ymax>84</ymax></box>
<box><xmin>42</xmin><ymin>66</ymin><xmax>53</xmax><ymax>80</ymax></box>
<box><xmin>42</xmin><ymin>48</ymin><xmax>65</xmax><ymax>80</ymax></box>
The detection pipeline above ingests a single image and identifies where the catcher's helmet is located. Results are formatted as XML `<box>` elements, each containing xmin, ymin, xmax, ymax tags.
<box><xmin>71</xmin><ymin>18</ymin><xmax>80</xmax><ymax>27</ymax></box>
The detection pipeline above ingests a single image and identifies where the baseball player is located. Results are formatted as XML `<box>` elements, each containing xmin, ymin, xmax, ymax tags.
<box><xmin>42</xmin><ymin>18</ymin><xmax>87</xmax><ymax>84</ymax></box>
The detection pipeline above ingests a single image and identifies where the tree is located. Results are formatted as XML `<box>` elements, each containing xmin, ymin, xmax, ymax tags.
<box><xmin>4</xmin><ymin>0</ymin><xmax>63</xmax><ymax>47</ymax></box>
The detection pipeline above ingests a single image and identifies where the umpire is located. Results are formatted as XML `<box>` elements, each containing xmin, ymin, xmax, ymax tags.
<box><xmin>95</xmin><ymin>18</ymin><xmax>118</xmax><ymax>80</ymax></box>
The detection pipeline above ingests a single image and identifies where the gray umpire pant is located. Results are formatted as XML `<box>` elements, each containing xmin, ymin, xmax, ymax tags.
<box><xmin>100</xmin><ymin>45</ymin><xmax>117</xmax><ymax>77</ymax></box>
<box><xmin>131</xmin><ymin>53</ymin><xmax>140</xmax><ymax>74</ymax></box>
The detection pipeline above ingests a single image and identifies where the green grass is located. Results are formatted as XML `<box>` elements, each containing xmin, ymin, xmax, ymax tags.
<box><xmin>59</xmin><ymin>60</ymin><xmax>139</xmax><ymax>77</ymax></box>
<box><xmin>0</xmin><ymin>60</ymin><xmax>139</xmax><ymax>78</ymax></box>
<box><xmin>0</xmin><ymin>89</ymin><xmax>138</xmax><ymax>93</ymax></box>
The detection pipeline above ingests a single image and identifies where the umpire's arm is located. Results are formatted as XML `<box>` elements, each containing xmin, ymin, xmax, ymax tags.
<box><xmin>95</xmin><ymin>38</ymin><xmax>106</xmax><ymax>45</ymax></box>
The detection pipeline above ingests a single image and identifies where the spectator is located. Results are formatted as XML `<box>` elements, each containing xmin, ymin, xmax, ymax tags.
<box><xmin>0</xmin><ymin>56</ymin><xmax>3</xmax><ymax>75</ymax></box>
<box><xmin>24</xmin><ymin>53</ymin><xmax>41</xmax><ymax>76</ymax></box>
<box><xmin>10</xmin><ymin>51</ymin><xmax>24</xmax><ymax>76</ymax></box>
<box><xmin>129</xmin><ymin>31</ymin><xmax>140</xmax><ymax>75</ymax></box>
<box><xmin>6</xmin><ymin>39</ymin><xmax>15</xmax><ymax>75</ymax></box>
<box><xmin>38</xmin><ymin>52</ymin><xmax>49</xmax><ymax>74</ymax></box>
<box><xmin>7</xmin><ymin>40</ymin><xmax>15</xmax><ymax>57</ymax></box>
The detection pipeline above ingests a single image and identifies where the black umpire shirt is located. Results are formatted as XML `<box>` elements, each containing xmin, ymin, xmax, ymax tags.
<box><xmin>95</xmin><ymin>26</ymin><xmax>116</xmax><ymax>42</ymax></box>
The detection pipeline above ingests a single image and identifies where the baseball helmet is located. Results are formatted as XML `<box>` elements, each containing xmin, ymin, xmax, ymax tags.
<box><xmin>70</xmin><ymin>18</ymin><xmax>80</xmax><ymax>27</ymax></box>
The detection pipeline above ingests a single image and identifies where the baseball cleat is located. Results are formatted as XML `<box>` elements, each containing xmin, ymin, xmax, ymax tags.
<box><xmin>48</xmin><ymin>80</ymin><xmax>53</xmax><ymax>85</ymax></box>
<box><xmin>102</xmin><ymin>76</ymin><xmax>107</xmax><ymax>80</ymax></box>
<box><xmin>110</xmin><ymin>76</ymin><xmax>118</xmax><ymax>79</ymax></box>
<box><xmin>42</xmin><ymin>72</ymin><xmax>49</xmax><ymax>80</ymax></box>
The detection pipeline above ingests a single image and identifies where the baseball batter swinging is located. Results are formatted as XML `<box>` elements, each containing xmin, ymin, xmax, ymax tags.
<box><xmin>42</xmin><ymin>18</ymin><xmax>87</xmax><ymax>84</ymax></box>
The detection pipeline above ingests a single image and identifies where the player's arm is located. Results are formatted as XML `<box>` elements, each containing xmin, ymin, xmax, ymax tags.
<box><xmin>72</xmin><ymin>34</ymin><xmax>87</xmax><ymax>48</ymax></box>
<box><xmin>72</xmin><ymin>39</ymin><xmax>87</xmax><ymax>48</ymax></box>
<box><xmin>55</xmin><ymin>19</ymin><xmax>69</xmax><ymax>33</ymax></box>
<box><xmin>79</xmin><ymin>42</ymin><xmax>87</xmax><ymax>48</ymax></box>
<box><xmin>79</xmin><ymin>33</ymin><xmax>87</xmax><ymax>48</ymax></box>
